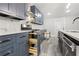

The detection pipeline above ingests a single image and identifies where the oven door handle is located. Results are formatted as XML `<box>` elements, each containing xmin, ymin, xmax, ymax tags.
<box><xmin>63</xmin><ymin>36</ymin><xmax>75</xmax><ymax>52</ymax></box>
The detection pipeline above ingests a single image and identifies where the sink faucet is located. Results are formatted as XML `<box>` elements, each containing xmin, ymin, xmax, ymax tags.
<box><xmin>73</xmin><ymin>17</ymin><xmax>79</xmax><ymax>24</ymax></box>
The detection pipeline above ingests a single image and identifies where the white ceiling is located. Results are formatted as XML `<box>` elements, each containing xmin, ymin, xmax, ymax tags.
<box><xmin>31</xmin><ymin>3</ymin><xmax>79</xmax><ymax>19</ymax></box>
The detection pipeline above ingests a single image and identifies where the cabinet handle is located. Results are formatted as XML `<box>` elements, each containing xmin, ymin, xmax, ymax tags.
<box><xmin>20</xmin><ymin>36</ymin><xmax>26</xmax><ymax>38</ymax></box>
<box><xmin>0</xmin><ymin>40</ymin><xmax>11</xmax><ymax>44</ymax></box>
<box><xmin>26</xmin><ymin>42</ymin><xmax>29</xmax><ymax>44</ymax></box>
<box><xmin>70</xmin><ymin>45</ymin><xmax>75</xmax><ymax>52</ymax></box>
<box><xmin>7</xmin><ymin>38</ymin><xmax>11</xmax><ymax>39</ymax></box>
<box><xmin>3</xmin><ymin>51</ymin><xmax>11</xmax><ymax>56</ymax></box>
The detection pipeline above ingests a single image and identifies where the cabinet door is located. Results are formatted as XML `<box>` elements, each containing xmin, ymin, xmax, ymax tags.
<box><xmin>18</xmin><ymin>42</ymin><xmax>28</xmax><ymax>56</ymax></box>
<box><xmin>37</xmin><ymin>34</ymin><xmax>41</xmax><ymax>55</ymax></box>
<box><xmin>14</xmin><ymin>32</ymin><xmax>29</xmax><ymax>56</ymax></box>
<box><xmin>35</xmin><ymin>14</ymin><xmax>43</xmax><ymax>25</ymax></box>
<box><xmin>16</xmin><ymin>3</ymin><xmax>25</xmax><ymax>19</ymax></box>
<box><xmin>40</xmin><ymin>14</ymin><xmax>43</xmax><ymax>24</ymax></box>
<box><xmin>16</xmin><ymin>32</ymin><xmax>28</xmax><ymax>43</ymax></box>
<box><xmin>31</xmin><ymin>5</ymin><xmax>43</xmax><ymax>25</ymax></box>
<box><xmin>9</xmin><ymin>3</ymin><xmax>16</xmax><ymax>14</ymax></box>
<box><xmin>0</xmin><ymin>3</ymin><xmax>8</xmax><ymax>12</ymax></box>
<box><xmin>31</xmin><ymin>6</ymin><xmax>35</xmax><ymax>14</ymax></box>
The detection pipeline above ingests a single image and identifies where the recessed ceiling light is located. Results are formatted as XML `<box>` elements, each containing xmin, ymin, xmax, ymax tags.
<box><xmin>66</xmin><ymin>3</ymin><xmax>71</xmax><ymax>9</ymax></box>
<box><xmin>47</xmin><ymin>12</ymin><xmax>51</xmax><ymax>16</ymax></box>
<box><xmin>66</xmin><ymin>10</ymin><xmax>70</xmax><ymax>13</ymax></box>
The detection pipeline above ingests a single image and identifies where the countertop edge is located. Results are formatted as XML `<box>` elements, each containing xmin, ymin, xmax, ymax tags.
<box><xmin>0</xmin><ymin>30</ymin><xmax>32</xmax><ymax>36</ymax></box>
<box><xmin>59</xmin><ymin>30</ymin><xmax>79</xmax><ymax>41</ymax></box>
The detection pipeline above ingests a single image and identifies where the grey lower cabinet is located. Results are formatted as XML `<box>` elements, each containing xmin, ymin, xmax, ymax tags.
<box><xmin>0</xmin><ymin>34</ymin><xmax>16</xmax><ymax>56</ymax></box>
<box><xmin>15</xmin><ymin>32</ymin><xmax>29</xmax><ymax>56</ymax></box>
<box><xmin>0</xmin><ymin>32</ymin><xmax>29</xmax><ymax>56</ymax></box>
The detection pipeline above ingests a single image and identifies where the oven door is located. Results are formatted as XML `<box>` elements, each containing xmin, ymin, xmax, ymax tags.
<box><xmin>63</xmin><ymin>36</ymin><xmax>76</xmax><ymax>56</ymax></box>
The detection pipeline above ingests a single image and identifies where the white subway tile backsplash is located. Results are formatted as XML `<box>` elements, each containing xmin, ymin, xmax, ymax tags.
<box><xmin>0</xmin><ymin>16</ymin><xmax>27</xmax><ymax>33</ymax></box>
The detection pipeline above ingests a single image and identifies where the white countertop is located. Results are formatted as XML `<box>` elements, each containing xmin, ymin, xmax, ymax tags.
<box><xmin>0</xmin><ymin>30</ymin><xmax>32</xmax><ymax>36</ymax></box>
<box><xmin>59</xmin><ymin>30</ymin><xmax>79</xmax><ymax>41</ymax></box>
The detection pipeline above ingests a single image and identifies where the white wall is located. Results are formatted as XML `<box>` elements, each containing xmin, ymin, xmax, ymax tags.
<box><xmin>44</xmin><ymin>17</ymin><xmax>65</xmax><ymax>36</ymax></box>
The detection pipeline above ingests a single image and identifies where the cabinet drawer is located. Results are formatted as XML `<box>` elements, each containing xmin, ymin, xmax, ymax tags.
<box><xmin>0</xmin><ymin>35</ymin><xmax>14</xmax><ymax>42</ymax></box>
<box><xmin>17</xmin><ymin>33</ymin><xmax>28</xmax><ymax>39</ymax></box>
<box><xmin>16</xmin><ymin>33</ymin><xmax>28</xmax><ymax>43</ymax></box>
<box><xmin>6</xmin><ymin>53</ymin><xmax>15</xmax><ymax>56</ymax></box>
<box><xmin>0</xmin><ymin>44</ymin><xmax>14</xmax><ymax>52</ymax></box>
<box><xmin>0</xmin><ymin>47</ymin><xmax>14</xmax><ymax>56</ymax></box>
<box><xmin>0</xmin><ymin>34</ymin><xmax>13</xmax><ymax>40</ymax></box>
<box><xmin>0</xmin><ymin>40</ymin><xmax>13</xmax><ymax>48</ymax></box>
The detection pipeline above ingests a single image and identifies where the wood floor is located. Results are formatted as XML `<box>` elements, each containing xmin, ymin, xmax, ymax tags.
<box><xmin>40</xmin><ymin>36</ymin><xmax>62</xmax><ymax>56</ymax></box>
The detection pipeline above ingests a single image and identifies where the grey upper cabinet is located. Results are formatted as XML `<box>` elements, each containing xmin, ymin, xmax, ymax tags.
<box><xmin>0</xmin><ymin>3</ymin><xmax>8</xmax><ymax>12</ymax></box>
<box><xmin>0</xmin><ymin>3</ymin><xmax>27</xmax><ymax>20</ymax></box>
<box><xmin>16</xmin><ymin>3</ymin><xmax>26</xmax><ymax>19</ymax></box>
<box><xmin>9</xmin><ymin>3</ymin><xmax>16</xmax><ymax>15</ymax></box>
<box><xmin>30</xmin><ymin>5</ymin><xmax>43</xmax><ymax>25</ymax></box>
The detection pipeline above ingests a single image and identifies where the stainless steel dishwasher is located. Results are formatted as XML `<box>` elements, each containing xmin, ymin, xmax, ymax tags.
<box><xmin>62</xmin><ymin>35</ymin><xmax>76</xmax><ymax>56</ymax></box>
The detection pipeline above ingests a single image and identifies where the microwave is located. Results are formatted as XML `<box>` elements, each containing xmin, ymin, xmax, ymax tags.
<box><xmin>21</xmin><ymin>24</ymin><xmax>32</xmax><ymax>30</ymax></box>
